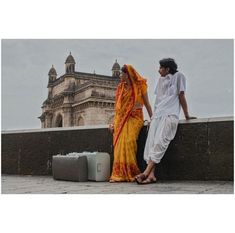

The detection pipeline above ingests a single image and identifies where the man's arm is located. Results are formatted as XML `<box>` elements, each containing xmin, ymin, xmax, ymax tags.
<box><xmin>179</xmin><ymin>91</ymin><xmax>196</xmax><ymax>120</ymax></box>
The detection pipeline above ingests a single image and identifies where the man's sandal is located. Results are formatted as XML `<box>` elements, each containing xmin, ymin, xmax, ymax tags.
<box><xmin>135</xmin><ymin>173</ymin><xmax>146</xmax><ymax>184</ymax></box>
<box><xmin>139</xmin><ymin>178</ymin><xmax>157</xmax><ymax>185</ymax></box>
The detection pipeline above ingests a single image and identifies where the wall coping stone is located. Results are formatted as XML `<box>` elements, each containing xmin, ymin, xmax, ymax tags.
<box><xmin>1</xmin><ymin>116</ymin><xmax>233</xmax><ymax>134</ymax></box>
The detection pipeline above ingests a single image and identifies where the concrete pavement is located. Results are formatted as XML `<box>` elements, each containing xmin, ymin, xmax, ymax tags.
<box><xmin>1</xmin><ymin>175</ymin><xmax>233</xmax><ymax>194</ymax></box>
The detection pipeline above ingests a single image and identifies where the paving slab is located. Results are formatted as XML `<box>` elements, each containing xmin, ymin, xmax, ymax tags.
<box><xmin>1</xmin><ymin>175</ymin><xmax>233</xmax><ymax>194</ymax></box>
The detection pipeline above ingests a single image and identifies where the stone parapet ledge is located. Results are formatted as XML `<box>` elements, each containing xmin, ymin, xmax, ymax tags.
<box><xmin>179</xmin><ymin>116</ymin><xmax>233</xmax><ymax>124</ymax></box>
<box><xmin>1</xmin><ymin>116</ymin><xmax>233</xmax><ymax>181</ymax></box>
<box><xmin>2</xmin><ymin>116</ymin><xmax>233</xmax><ymax>134</ymax></box>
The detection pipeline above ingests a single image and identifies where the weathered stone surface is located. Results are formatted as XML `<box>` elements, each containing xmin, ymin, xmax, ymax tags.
<box><xmin>40</xmin><ymin>55</ymin><xmax>119</xmax><ymax>128</ymax></box>
<box><xmin>1</xmin><ymin>117</ymin><xmax>234</xmax><ymax>180</ymax></box>
<box><xmin>1</xmin><ymin>134</ymin><xmax>19</xmax><ymax>174</ymax></box>
<box><xmin>158</xmin><ymin>122</ymin><xmax>209</xmax><ymax>180</ymax></box>
<box><xmin>2</xmin><ymin>127</ymin><xmax>113</xmax><ymax>176</ymax></box>
<box><xmin>1</xmin><ymin>175</ymin><xmax>233</xmax><ymax>194</ymax></box>
<box><xmin>207</xmin><ymin>120</ymin><xmax>234</xmax><ymax>180</ymax></box>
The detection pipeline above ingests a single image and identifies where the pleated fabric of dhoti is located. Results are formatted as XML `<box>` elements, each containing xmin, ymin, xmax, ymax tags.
<box><xmin>144</xmin><ymin>115</ymin><xmax>179</xmax><ymax>164</ymax></box>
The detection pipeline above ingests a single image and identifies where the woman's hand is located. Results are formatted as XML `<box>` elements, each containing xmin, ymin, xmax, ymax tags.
<box><xmin>109</xmin><ymin>124</ymin><xmax>114</xmax><ymax>133</ymax></box>
<box><xmin>142</xmin><ymin>93</ymin><xmax>153</xmax><ymax>119</ymax></box>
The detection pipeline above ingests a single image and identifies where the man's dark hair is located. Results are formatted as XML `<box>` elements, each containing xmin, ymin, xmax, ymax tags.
<box><xmin>159</xmin><ymin>58</ymin><xmax>178</xmax><ymax>74</ymax></box>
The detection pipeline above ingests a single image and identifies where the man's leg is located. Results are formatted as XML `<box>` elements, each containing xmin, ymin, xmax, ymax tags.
<box><xmin>140</xmin><ymin>116</ymin><xmax>179</xmax><ymax>184</ymax></box>
<box><xmin>135</xmin><ymin>118</ymin><xmax>158</xmax><ymax>183</ymax></box>
<box><xmin>142</xmin><ymin>160</ymin><xmax>155</xmax><ymax>177</ymax></box>
<box><xmin>141</xmin><ymin>164</ymin><xmax>157</xmax><ymax>183</ymax></box>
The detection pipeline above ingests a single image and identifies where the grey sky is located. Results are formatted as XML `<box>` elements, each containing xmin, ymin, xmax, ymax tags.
<box><xmin>1</xmin><ymin>39</ymin><xmax>234</xmax><ymax>130</ymax></box>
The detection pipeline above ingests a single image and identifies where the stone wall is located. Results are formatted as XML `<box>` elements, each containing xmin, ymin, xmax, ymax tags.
<box><xmin>1</xmin><ymin>117</ymin><xmax>233</xmax><ymax>180</ymax></box>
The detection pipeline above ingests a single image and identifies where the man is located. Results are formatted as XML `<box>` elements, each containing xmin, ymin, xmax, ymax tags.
<box><xmin>135</xmin><ymin>58</ymin><xmax>196</xmax><ymax>184</ymax></box>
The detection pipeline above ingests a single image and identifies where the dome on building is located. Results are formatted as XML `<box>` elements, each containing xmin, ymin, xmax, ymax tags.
<box><xmin>48</xmin><ymin>65</ymin><xmax>57</xmax><ymax>75</ymax></box>
<box><xmin>65</xmin><ymin>52</ymin><xmax>76</xmax><ymax>64</ymax></box>
<box><xmin>112</xmin><ymin>59</ymin><xmax>120</xmax><ymax>70</ymax></box>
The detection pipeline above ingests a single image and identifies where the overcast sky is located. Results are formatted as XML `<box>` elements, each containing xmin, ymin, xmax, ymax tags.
<box><xmin>1</xmin><ymin>39</ymin><xmax>234</xmax><ymax>130</ymax></box>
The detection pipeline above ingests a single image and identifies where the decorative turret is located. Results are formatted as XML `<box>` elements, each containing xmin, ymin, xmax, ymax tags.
<box><xmin>48</xmin><ymin>65</ymin><xmax>57</xmax><ymax>83</ymax></box>
<box><xmin>65</xmin><ymin>52</ymin><xmax>76</xmax><ymax>74</ymax></box>
<box><xmin>112</xmin><ymin>59</ymin><xmax>120</xmax><ymax>77</ymax></box>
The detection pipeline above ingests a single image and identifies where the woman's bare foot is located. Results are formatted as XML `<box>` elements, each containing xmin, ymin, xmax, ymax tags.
<box><xmin>109</xmin><ymin>179</ymin><xmax>117</xmax><ymax>183</ymax></box>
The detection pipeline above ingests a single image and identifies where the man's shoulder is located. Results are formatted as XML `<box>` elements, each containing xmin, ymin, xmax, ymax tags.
<box><xmin>175</xmin><ymin>71</ymin><xmax>184</xmax><ymax>76</ymax></box>
<box><xmin>174</xmin><ymin>71</ymin><xmax>186</xmax><ymax>79</ymax></box>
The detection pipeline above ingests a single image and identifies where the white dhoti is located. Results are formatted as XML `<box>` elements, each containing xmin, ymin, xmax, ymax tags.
<box><xmin>144</xmin><ymin>115</ymin><xmax>179</xmax><ymax>164</ymax></box>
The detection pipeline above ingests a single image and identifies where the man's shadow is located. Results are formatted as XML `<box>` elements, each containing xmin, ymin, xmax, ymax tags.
<box><xmin>136</xmin><ymin>125</ymin><xmax>148</xmax><ymax>172</ymax></box>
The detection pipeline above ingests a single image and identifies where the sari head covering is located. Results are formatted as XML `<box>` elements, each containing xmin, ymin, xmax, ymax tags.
<box><xmin>113</xmin><ymin>64</ymin><xmax>147</xmax><ymax>147</ymax></box>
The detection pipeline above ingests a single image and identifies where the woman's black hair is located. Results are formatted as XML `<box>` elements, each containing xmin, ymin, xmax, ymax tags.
<box><xmin>121</xmin><ymin>65</ymin><xmax>128</xmax><ymax>73</ymax></box>
<box><xmin>159</xmin><ymin>58</ymin><xmax>178</xmax><ymax>74</ymax></box>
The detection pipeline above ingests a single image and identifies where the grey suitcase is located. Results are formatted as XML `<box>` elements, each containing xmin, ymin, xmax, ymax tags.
<box><xmin>76</xmin><ymin>152</ymin><xmax>110</xmax><ymax>181</ymax></box>
<box><xmin>52</xmin><ymin>155</ymin><xmax>88</xmax><ymax>182</ymax></box>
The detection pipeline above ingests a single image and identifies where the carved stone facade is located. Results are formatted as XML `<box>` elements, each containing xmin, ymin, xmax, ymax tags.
<box><xmin>39</xmin><ymin>53</ymin><xmax>120</xmax><ymax>128</ymax></box>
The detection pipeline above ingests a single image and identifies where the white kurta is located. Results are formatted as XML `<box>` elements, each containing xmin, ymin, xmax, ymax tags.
<box><xmin>153</xmin><ymin>72</ymin><xmax>186</xmax><ymax>118</ymax></box>
<box><xmin>144</xmin><ymin>71</ymin><xmax>186</xmax><ymax>164</ymax></box>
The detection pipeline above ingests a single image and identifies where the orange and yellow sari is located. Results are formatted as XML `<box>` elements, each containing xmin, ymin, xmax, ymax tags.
<box><xmin>110</xmin><ymin>64</ymin><xmax>147</xmax><ymax>182</ymax></box>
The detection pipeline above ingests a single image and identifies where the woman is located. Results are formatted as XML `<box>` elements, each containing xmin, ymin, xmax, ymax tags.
<box><xmin>109</xmin><ymin>64</ymin><xmax>152</xmax><ymax>182</ymax></box>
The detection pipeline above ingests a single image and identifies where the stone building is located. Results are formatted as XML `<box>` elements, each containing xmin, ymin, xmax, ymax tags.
<box><xmin>39</xmin><ymin>53</ymin><xmax>120</xmax><ymax>128</ymax></box>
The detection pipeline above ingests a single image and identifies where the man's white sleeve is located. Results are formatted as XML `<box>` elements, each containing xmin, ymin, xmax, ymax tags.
<box><xmin>177</xmin><ymin>73</ymin><xmax>186</xmax><ymax>94</ymax></box>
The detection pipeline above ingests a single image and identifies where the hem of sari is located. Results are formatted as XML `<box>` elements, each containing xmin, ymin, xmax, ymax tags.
<box><xmin>109</xmin><ymin>176</ymin><xmax>136</xmax><ymax>182</ymax></box>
